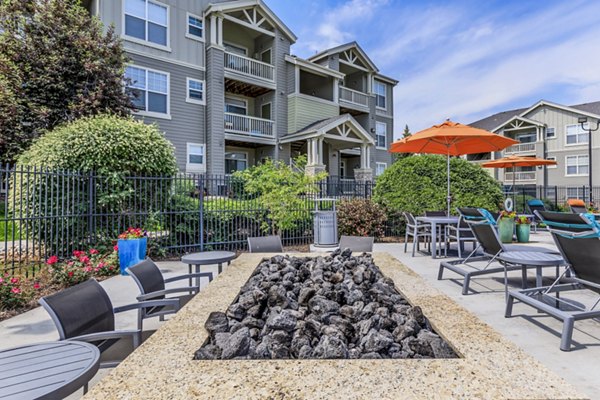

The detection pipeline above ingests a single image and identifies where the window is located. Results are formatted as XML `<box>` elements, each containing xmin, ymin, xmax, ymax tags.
<box><xmin>516</xmin><ymin>132</ymin><xmax>536</xmax><ymax>143</ymax></box>
<box><xmin>125</xmin><ymin>66</ymin><xmax>169</xmax><ymax>116</ymax></box>
<box><xmin>567</xmin><ymin>187</ymin><xmax>586</xmax><ymax>200</ymax></box>
<box><xmin>546</xmin><ymin>127</ymin><xmax>555</xmax><ymax>138</ymax></box>
<box><xmin>224</xmin><ymin>43</ymin><xmax>247</xmax><ymax>56</ymax></box>
<box><xmin>186</xmin><ymin>78</ymin><xmax>205</xmax><ymax>105</ymax></box>
<box><xmin>186</xmin><ymin>13</ymin><xmax>203</xmax><ymax>40</ymax></box>
<box><xmin>376</xmin><ymin>162</ymin><xmax>387</xmax><ymax>176</ymax></box>
<box><xmin>376</xmin><ymin>122</ymin><xmax>387</xmax><ymax>149</ymax></box>
<box><xmin>187</xmin><ymin>143</ymin><xmax>205</xmax><ymax>172</ymax></box>
<box><xmin>124</xmin><ymin>0</ymin><xmax>168</xmax><ymax>47</ymax></box>
<box><xmin>374</xmin><ymin>80</ymin><xmax>386</xmax><ymax>109</ymax></box>
<box><xmin>261</xmin><ymin>103</ymin><xmax>271</xmax><ymax>120</ymax></box>
<box><xmin>566</xmin><ymin>155</ymin><xmax>589</xmax><ymax>176</ymax></box>
<box><xmin>225</xmin><ymin>152</ymin><xmax>248</xmax><ymax>174</ymax></box>
<box><xmin>566</xmin><ymin>124</ymin><xmax>588</xmax><ymax>145</ymax></box>
<box><xmin>224</xmin><ymin>97</ymin><xmax>247</xmax><ymax>115</ymax></box>
<box><xmin>546</xmin><ymin>156</ymin><xmax>557</xmax><ymax>168</ymax></box>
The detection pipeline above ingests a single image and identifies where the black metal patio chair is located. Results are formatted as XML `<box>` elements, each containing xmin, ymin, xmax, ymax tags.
<box><xmin>403</xmin><ymin>212</ymin><xmax>432</xmax><ymax>257</ymax></box>
<box><xmin>506</xmin><ymin>211</ymin><xmax>600</xmax><ymax>351</ymax></box>
<box><xmin>527</xmin><ymin>199</ymin><xmax>547</xmax><ymax>233</ymax></box>
<box><xmin>39</xmin><ymin>279</ymin><xmax>178</xmax><ymax>368</ymax></box>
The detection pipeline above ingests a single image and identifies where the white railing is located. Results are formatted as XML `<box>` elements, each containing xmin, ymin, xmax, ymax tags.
<box><xmin>505</xmin><ymin>171</ymin><xmax>536</xmax><ymax>181</ymax></box>
<box><xmin>339</xmin><ymin>86</ymin><xmax>369</xmax><ymax>107</ymax></box>
<box><xmin>224</xmin><ymin>113</ymin><xmax>275</xmax><ymax>138</ymax></box>
<box><xmin>504</xmin><ymin>142</ymin><xmax>536</xmax><ymax>154</ymax></box>
<box><xmin>224</xmin><ymin>52</ymin><xmax>274</xmax><ymax>81</ymax></box>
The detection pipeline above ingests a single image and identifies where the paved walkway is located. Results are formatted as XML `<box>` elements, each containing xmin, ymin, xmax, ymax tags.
<box><xmin>1</xmin><ymin>234</ymin><xmax>599</xmax><ymax>398</ymax></box>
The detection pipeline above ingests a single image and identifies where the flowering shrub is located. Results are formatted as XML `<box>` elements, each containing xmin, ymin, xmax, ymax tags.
<box><xmin>118</xmin><ymin>227</ymin><xmax>146</xmax><ymax>240</ymax></box>
<box><xmin>499</xmin><ymin>210</ymin><xmax>517</xmax><ymax>219</ymax></box>
<box><xmin>46</xmin><ymin>247</ymin><xmax>119</xmax><ymax>287</ymax></box>
<box><xmin>0</xmin><ymin>275</ymin><xmax>39</xmax><ymax>310</ymax></box>
<box><xmin>337</xmin><ymin>199</ymin><xmax>388</xmax><ymax>239</ymax></box>
<box><xmin>516</xmin><ymin>216</ymin><xmax>531</xmax><ymax>225</ymax></box>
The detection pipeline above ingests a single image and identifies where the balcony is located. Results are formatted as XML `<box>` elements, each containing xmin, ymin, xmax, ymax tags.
<box><xmin>505</xmin><ymin>171</ymin><xmax>536</xmax><ymax>182</ymax></box>
<box><xmin>224</xmin><ymin>52</ymin><xmax>274</xmax><ymax>83</ymax></box>
<box><xmin>224</xmin><ymin>113</ymin><xmax>275</xmax><ymax>143</ymax></box>
<box><xmin>504</xmin><ymin>142</ymin><xmax>536</xmax><ymax>154</ymax></box>
<box><xmin>339</xmin><ymin>87</ymin><xmax>370</xmax><ymax>112</ymax></box>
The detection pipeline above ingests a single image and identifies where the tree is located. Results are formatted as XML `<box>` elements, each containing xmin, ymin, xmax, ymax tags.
<box><xmin>392</xmin><ymin>124</ymin><xmax>413</xmax><ymax>163</ymax></box>
<box><xmin>0</xmin><ymin>0</ymin><xmax>132</xmax><ymax>164</ymax></box>
<box><xmin>402</xmin><ymin>124</ymin><xmax>411</xmax><ymax>138</ymax></box>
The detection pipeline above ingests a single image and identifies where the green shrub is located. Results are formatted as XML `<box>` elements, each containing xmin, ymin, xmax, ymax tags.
<box><xmin>0</xmin><ymin>275</ymin><xmax>36</xmax><ymax>311</ymax></box>
<box><xmin>11</xmin><ymin>115</ymin><xmax>177</xmax><ymax>255</ymax></box>
<box><xmin>337</xmin><ymin>198</ymin><xmax>387</xmax><ymax>239</ymax></box>
<box><xmin>374</xmin><ymin>155</ymin><xmax>503</xmax><ymax>216</ymax></box>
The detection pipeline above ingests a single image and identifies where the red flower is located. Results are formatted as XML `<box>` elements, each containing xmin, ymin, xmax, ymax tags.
<box><xmin>73</xmin><ymin>250</ymin><xmax>84</xmax><ymax>258</ymax></box>
<box><xmin>0</xmin><ymin>277</ymin><xmax>3</xmax><ymax>283</ymax></box>
<box><xmin>113</xmin><ymin>245</ymin><xmax>118</xmax><ymax>252</ymax></box>
<box><xmin>46</xmin><ymin>255</ymin><xmax>59</xmax><ymax>265</ymax></box>
<box><xmin>89</xmin><ymin>249</ymin><xmax>99</xmax><ymax>255</ymax></box>
<box><xmin>79</xmin><ymin>256</ymin><xmax>90</xmax><ymax>264</ymax></box>
<box><xmin>11</xmin><ymin>287</ymin><xmax>21</xmax><ymax>294</ymax></box>
<box><xmin>68</xmin><ymin>271</ymin><xmax>74</xmax><ymax>277</ymax></box>
<box><xmin>10</xmin><ymin>277</ymin><xmax>19</xmax><ymax>284</ymax></box>
<box><xmin>33</xmin><ymin>282</ymin><xmax>41</xmax><ymax>290</ymax></box>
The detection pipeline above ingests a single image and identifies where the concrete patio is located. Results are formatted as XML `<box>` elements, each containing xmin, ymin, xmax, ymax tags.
<box><xmin>1</xmin><ymin>233</ymin><xmax>599</xmax><ymax>398</ymax></box>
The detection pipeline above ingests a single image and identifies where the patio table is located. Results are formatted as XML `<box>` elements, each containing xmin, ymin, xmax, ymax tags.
<box><xmin>0</xmin><ymin>341</ymin><xmax>100</xmax><ymax>400</ymax></box>
<box><xmin>181</xmin><ymin>251</ymin><xmax>236</xmax><ymax>287</ymax></box>
<box><xmin>416</xmin><ymin>216</ymin><xmax>459</xmax><ymax>259</ymax></box>
<box><xmin>498</xmin><ymin>251</ymin><xmax>565</xmax><ymax>300</ymax></box>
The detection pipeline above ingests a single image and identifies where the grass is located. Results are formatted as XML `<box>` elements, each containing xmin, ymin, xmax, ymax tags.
<box><xmin>0</xmin><ymin>202</ymin><xmax>20</xmax><ymax>242</ymax></box>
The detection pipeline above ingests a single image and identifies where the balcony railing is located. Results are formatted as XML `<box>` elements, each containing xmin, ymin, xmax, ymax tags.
<box><xmin>505</xmin><ymin>172</ymin><xmax>536</xmax><ymax>181</ymax></box>
<box><xmin>504</xmin><ymin>142</ymin><xmax>536</xmax><ymax>154</ymax></box>
<box><xmin>224</xmin><ymin>113</ymin><xmax>275</xmax><ymax>138</ymax></box>
<box><xmin>224</xmin><ymin>52</ymin><xmax>274</xmax><ymax>82</ymax></box>
<box><xmin>339</xmin><ymin>86</ymin><xmax>369</xmax><ymax>108</ymax></box>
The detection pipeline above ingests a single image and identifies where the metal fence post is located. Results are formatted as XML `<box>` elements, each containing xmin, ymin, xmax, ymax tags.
<box><xmin>199</xmin><ymin>175</ymin><xmax>204</xmax><ymax>252</ymax></box>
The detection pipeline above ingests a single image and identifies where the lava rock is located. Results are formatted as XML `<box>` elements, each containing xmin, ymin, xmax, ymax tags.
<box><xmin>221</xmin><ymin>327</ymin><xmax>251</xmax><ymax>359</ymax></box>
<box><xmin>204</xmin><ymin>312</ymin><xmax>229</xmax><ymax>336</ymax></box>
<box><xmin>266</xmin><ymin>311</ymin><xmax>297</xmax><ymax>332</ymax></box>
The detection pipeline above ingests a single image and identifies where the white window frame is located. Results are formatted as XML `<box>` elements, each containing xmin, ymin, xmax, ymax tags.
<box><xmin>260</xmin><ymin>48</ymin><xmax>272</xmax><ymax>64</ymax></box>
<box><xmin>225</xmin><ymin>151</ymin><xmax>249</xmax><ymax>174</ymax></box>
<box><xmin>565</xmin><ymin>155</ymin><xmax>589</xmax><ymax>177</ymax></box>
<box><xmin>546</xmin><ymin>156</ymin><xmax>557</xmax><ymax>169</ymax></box>
<box><xmin>125</xmin><ymin>64</ymin><xmax>171</xmax><ymax>119</ymax></box>
<box><xmin>185</xmin><ymin>12</ymin><xmax>204</xmax><ymax>42</ymax></box>
<box><xmin>122</xmin><ymin>0</ymin><xmax>171</xmax><ymax>51</ymax></box>
<box><xmin>224</xmin><ymin>95</ymin><xmax>248</xmax><ymax>115</ymax></box>
<box><xmin>545</xmin><ymin>127</ymin><xmax>556</xmax><ymax>139</ymax></box>
<box><xmin>565</xmin><ymin>124</ymin><xmax>589</xmax><ymax>146</ymax></box>
<box><xmin>186</xmin><ymin>143</ymin><xmax>206</xmax><ymax>173</ymax></box>
<box><xmin>224</xmin><ymin>42</ymin><xmax>248</xmax><ymax>56</ymax></box>
<box><xmin>375</xmin><ymin>121</ymin><xmax>387</xmax><ymax>150</ymax></box>
<box><xmin>376</xmin><ymin>162</ymin><xmax>387</xmax><ymax>177</ymax></box>
<box><xmin>261</xmin><ymin>102</ymin><xmax>272</xmax><ymax>120</ymax></box>
<box><xmin>186</xmin><ymin>78</ymin><xmax>206</xmax><ymax>105</ymax></box>
<box><xmin>374</xmin><ymin>80</ymin><xmax>387</xmax><ymax>111</ymax></box>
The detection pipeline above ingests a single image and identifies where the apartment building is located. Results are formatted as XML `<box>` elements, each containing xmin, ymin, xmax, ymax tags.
<box><xmin>469</xmin><ymin>100</ymin><xmax>600</xmax><ymax>198</ymax></box>
<box><xmin>82</xmin><ymin>0</ymin><xmax>397</xmax><ymax>180</ymax></box>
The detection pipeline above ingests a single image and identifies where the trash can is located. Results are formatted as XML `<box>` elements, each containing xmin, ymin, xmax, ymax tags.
<box><xmin>313</xmin><ymin>199</ymin><xmax>338</xmax><ymax>247</ymax></box>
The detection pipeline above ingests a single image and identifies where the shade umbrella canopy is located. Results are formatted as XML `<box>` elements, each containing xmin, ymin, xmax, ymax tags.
<box><xmin>389</xmin><ymin>120</ymin><xmax>519</xmax><ymax>215</ymax></box>
<box><xmin>482</xmin><ymin>155</ymin><xmax>558</xmax><ymax>210</ymax></box>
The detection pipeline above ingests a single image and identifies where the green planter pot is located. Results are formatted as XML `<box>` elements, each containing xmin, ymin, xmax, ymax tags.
<box><xmin>498</xmin><ymin>218</ymin><xmax>515</xmax><ymax>243</ymax></box>
<box><xmin>516</xmin><ymin>224</ymin><xmax>530</xmax><ymax>243</ymax></box>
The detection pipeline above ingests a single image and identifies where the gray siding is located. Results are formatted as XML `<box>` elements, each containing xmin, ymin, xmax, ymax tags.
<box><xmin>273</xmin><ymin>30</ymin><xmax>291</xmax><ymax>151</ymax></box>
<box><xmin>375</xmin><ymin>78</ymin><xmax>394</xmax><ymax>119</ymax></box>
<box><xmin>127</xmin><ymin>53</ymin><xmax>205</xmax><ymax>171</ymax></box>
<box><xmin>206</xmin><ymin>47</ymin><xmax>225</xmax><ymax>175</ymax></box>
<box><xmin>374</xmin><ymin>116</ymin><xmax>393</xmax><ymax>166</ymax></box>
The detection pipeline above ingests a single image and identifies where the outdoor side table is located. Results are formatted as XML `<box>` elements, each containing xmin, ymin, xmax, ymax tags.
<box><xmin>0</xmin><ymin>341</ymin><xmax>100</xmax><ymax>400</ymax></box>
<box><xmin>181</xmin><ymin>251</ymin><xmax>236</xmax><ymax>287</ymax></box>
<box><xmin>497</xmin><ymin>251</ymin><xmax>565</xmax><ymax>300</ymax></box>
<box><xmin>415</xmin><ymin>216</ymin><xmax>460</xmax><ymax>259</ymax></box>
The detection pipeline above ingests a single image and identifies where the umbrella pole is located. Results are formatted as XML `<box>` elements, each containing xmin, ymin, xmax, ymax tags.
<box><xmin>447</xmin><ymin>153</ymin><xmax>451</xmax><ymax>217</ymax></box>
<box><xmin>513</xmin><ymin>165</ymin><xmax>516</xmax><ymax>212</ymax></box>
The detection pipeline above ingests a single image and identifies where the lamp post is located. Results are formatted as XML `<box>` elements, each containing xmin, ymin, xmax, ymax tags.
<box><xmin>578</xmin><ymin>116</ymin><xmax>600</xmax><ymax>204</ymax></box>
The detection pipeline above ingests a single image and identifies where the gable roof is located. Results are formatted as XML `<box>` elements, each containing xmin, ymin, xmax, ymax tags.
<box><xmin>280</xmin><ymin>114</ymin><xmax>375</xmax><ymax>145</ymax></box>
<box><xmin>205</xmin><ymin>0</ymin><xmax>297</xmax><ymax>43</ymax></box>
<box><xmin>308</xmin><ymin>41</ymin><xmax>379</xmax><ymax>72</ymax></box>
<box><xmin>470</xmin><ymin>100</ymin><xmax>600</xmax><ymax>132</ymax></box>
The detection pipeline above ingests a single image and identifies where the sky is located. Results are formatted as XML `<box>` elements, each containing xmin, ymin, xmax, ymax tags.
<box><xmin>265</xmin><ymin>0</ymin><xmax>600</xmax><ymax>139</ymax></box>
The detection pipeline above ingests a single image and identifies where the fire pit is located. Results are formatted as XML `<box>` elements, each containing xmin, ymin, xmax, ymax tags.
<box><xmin>84</xmin><ymin>253</ymin><xmax>586</xmax><ymax>399</ymax></box>
<box><xmin>195</xmin><ymin>250</ymin><xmax>456</xmax><ymax>360</ymax></box>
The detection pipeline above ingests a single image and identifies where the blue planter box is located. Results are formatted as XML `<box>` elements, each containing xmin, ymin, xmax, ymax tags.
<box><xmin>117</xmin><ymin>237</ymin><xmax>147</xmax><ymax>275</ymax></box>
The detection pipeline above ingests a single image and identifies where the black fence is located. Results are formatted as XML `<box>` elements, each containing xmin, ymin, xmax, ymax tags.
<box><xmin>502</xmin><ymin>185</ymin><xmax>600</xmax><ymax>213</ymax></box>
<box><xmin>0</xmin><ymin>166</ymin><xmax>377</xmax><ymax>276</ymax></box>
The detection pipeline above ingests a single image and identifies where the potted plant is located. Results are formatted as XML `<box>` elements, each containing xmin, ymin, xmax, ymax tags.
<box><xmin>498</xmin><ymin>211</ymin><xmax>516</xmax><ymax>243</ymax></box>
<box><xmin>117</xmin><ymin>227</ymin><xmax>147</xmax><ymax>275</ymax></box>
<box><xmin>515</xmin><ymin>216</ymin><xmax>531</xmax><ymax>243</ymax></box>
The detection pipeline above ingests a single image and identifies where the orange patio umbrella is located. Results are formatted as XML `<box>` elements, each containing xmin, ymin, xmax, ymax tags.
<box><xmin>390</xmin><ymin>120</ymin><xmax>518</xmax><ymax>215</ymax></box>
<box><xmin>482</xmin><ymin>155</ymin><xmax>558</xmax><ymax>207</ymax></box>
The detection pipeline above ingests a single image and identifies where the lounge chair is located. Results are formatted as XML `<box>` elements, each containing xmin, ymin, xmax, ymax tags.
<box><xmin>247</xmin><ymin>235</ymin><xmax>283</xmax><ymax>253</ymax></box>
<box><xmin>127</xmin><ymin>259</ymin><xmax>212</xmax><ymax>330</ymax></box>
<box><xmin>567</xmin><ymin>199</ymin><xmax>587</xmax><ymax>214</ymax></box>
<box><xmin>338</xmin><ymin>235</ymin><xmax>374</xmax><ymax>252</ymax></box>
<box><xmin>506</xmin><ymin>211</ymin><xmax>600</xmax><ymax>351</ymax></box>
<box><xmin>527</xmin><ymin>199</ymin><xmax>547</xmax><ymax>232</ymax></box>
<box><xmin>438</xmin><ymin>212</ymin><xmax>558</xmax><ymax>295</ymax></box>
<box><xmin>39</xmin><ymin>279</ymin><xmax>178</xmax><ymax>368</ymax></box>
<box><xmin>403</xmin><ymin>212</ymin><xmax>432</xmax><ymax>257</ymax></box>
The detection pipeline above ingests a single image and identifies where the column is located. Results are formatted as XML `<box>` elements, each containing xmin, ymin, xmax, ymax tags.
<box><xmin>306</xmin><ymin>139</ymin><xmax>313</xmax><ymax>165</ymax></box>
<box><xmin>217</xmin><ymin>15</ymin><xmax>223</xmax><ymax>47</ymax></box>
<box><xmin>210</xmin><ymin>15</ymin><xmax>217</xmax><ymax>45</ymax></box>
<box><xmin>318</xmin><ymin>138</ymin><xmax>324</xmax><ymax>165</ymax></box>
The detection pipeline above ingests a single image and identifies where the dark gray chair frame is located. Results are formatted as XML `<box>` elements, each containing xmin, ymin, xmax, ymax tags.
<box><xmin>39</xmin><ymin>279</ymin><xmax>178</xmax><ymax>368</ymax></box>
<box><xmin>127</xmin><ymin>259</ymin><xmax>212</xmax><ymax>330</ymax></box>
<box><xmin>439</xmin><ymin>212</ymin><xmax>559</xmax><ymax>295</ymax></box>
<box><xmin>526</xmin><ymin>199</ymin><xmax>547</xmax><ymax>233</ymax></box>
<box><xmin>447</xmin><ymin>210</ymin><xmax>478</xmax><ymax>258</ymax></box>
<box><xmin>338</xmin><ymin>235</ymin><xmax>374</xmax><ymax>252</ymax></box>
<box><xmin>403</xmin><ymin>212</ymin><xmax>432</xmax><ymax>257</ymax></box>
<box><xmin>506</xmin><ymin>211</ymin><xmax>600</xmax><ymax>351</ymax></box>
<box><xmin>247</xmin><ymin>235</ymin><xmax>284</xmax><ymax>253</ymax></box>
